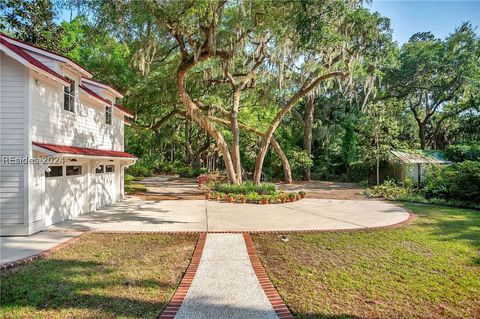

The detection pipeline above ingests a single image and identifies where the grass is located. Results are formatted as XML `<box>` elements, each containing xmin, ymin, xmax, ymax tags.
<box><xmin>252</xmin><ymin>204</ymin><xmax>480</xmax><ymax>319</ymax></box>
<box><xmin>125</xmin><ymin>183</ymin><xmax>148</xmax><ymax>194</ymax></box>
<box><xmin>0</xmin><ymin>233</ymin><xmax>198</xmax><ymax>319</ymax></box>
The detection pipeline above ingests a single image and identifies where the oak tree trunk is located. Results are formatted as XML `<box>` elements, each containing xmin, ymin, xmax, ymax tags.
<box><xmin>177</xmin><ymin>63</ymin><xmax>237</xmax><ymax>184</ymax></box>
<box><xmin>271</xmin><ymin>139</ymin><xmax>292</xmax><ymax>184</ymax></box>
<box><xmin>254</xmin><ymin>71</ymin><xmax>345</xmax><ymax>184</ymax></box>
<box><xmin>419</xmin><ymin>123</ymin><xmax>426</xmax><ymax>150</ymax></box>
<box><xmin>231</xmin><ymin>90</ymin><xmax>242</xmax><ymax>184</ymax></box>
<box><xmin>303</xmin><ymin>95</ymin><xmax>314</xmax><ymax>181</ymax></box>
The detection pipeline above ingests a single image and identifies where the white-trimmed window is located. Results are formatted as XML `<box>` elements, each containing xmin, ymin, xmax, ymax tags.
<box><xmin>95</xmin><ymin>165</ymin><xmax>105</xmax><ymax>174</ymax></box>
<box><xmin>106</xmin><ymin>100</ymin><xmax>112</xmax><ymax>125</ymax></box>
<box><xmin>63</xmin><ymin>77</ymin><xmax>75</xmax><ymax>112</ymax></box>
<box><xmin>66</xmin><ymin>165</ymin><xmax>82</xmax><ymax>176</ymax></box>
<box><xmin>105</xmin><ymin>165</ymin><xmax>115</xmax><ymax>173</ymax></box>
<box><xmin>46</xmin><ymin>166</ymin><xmax>63</xmax><ymax>178</ymax></box>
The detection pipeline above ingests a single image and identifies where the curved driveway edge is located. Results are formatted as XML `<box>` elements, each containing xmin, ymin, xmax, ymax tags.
<box><xmin>49</xmin><ymin>198</ymin><xmax>412</xmax><ymax>233</ymax></box>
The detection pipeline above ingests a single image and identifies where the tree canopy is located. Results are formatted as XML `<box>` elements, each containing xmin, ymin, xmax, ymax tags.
<box><xmin>2</xmin><ymin>0</ymin><xmax>478</xmax><ymax>185</ymax></box>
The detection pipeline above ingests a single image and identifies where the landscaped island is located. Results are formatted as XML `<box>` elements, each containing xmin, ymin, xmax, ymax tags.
<box><xmin>200</xmin><ymin>178</ymin><xmax>305</xmax><ymax>204</ymax></box>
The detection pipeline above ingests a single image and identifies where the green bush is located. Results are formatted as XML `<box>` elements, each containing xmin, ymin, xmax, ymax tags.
<box><xmin>425</xmin><ymin>161</ymin><xmax>480</xmax><ymax>202</ymax></box>
<box><xmin>367</xmin><ymin>162</ymin><xmax>480</xmax><ymax>209</ymax></box>
<box><xmin>126</xmin><ymin>160</ymin><xmax>154</xmax><ymax>177</ymax></box>
<box><xmin>213</xmin><ymin>181</ymin><xmax>276</xmax><ymax>195</ymax></box>
<box><xmin>246</xmin><ymin>192</ymin><xmax>260</xmax><ymax>203</ymax></box>
<box><xmin>365</xmin><ymin>179</ymin><xmax>411</xmax><ymax>200</ymax></box>
<box><xmin>124</xmin><ymin>174</ymin><xmax>134</xmax><ymax>185</ymax></box>
<box><xmin>445</xmin><ymin>144</ymin><xmax>480</xmax><ymax>162</ymax></box>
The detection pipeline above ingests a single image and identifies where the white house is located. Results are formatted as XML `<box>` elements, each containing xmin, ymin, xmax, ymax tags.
<box><xmin>0</xmin><ymin>33</ymin><xmax>136</xmax><ymax>236</ymax></box>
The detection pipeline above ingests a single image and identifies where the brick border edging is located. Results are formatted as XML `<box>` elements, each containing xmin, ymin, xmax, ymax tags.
<box><xmin>0</xmin><ymin>232</ymin><xmax>87</xmax><ymax>272</ymax></box>
<box><xmin>158</xmin><ymin>232</ymin><xmax>207</xmax><ymax>319</ymax></box>
<box><xmin>243</xmin><ymin>233</ymin><xmax>295</xmax><ymax>319</ymax></box>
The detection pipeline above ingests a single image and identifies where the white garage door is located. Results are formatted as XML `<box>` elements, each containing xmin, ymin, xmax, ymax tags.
<box><xmin>44</xmin><ymin>165</ymin><xmax>87</xmax><ymax>227</ymax></box>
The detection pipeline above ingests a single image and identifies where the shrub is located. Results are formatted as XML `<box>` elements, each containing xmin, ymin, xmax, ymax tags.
<box><xmin>365</xmin><ymin>179</ymin><xmax>411</xmax><ymax>200</ymax></box>
<box><xmin>126</xmin><ymin>160</ymin><xmax>154</xmax><ymax>177</ymax></box>
<box><xmin>177</xmin><ymin>166</ymin><xmax>194</xmax><ymax>177</ymax></box>
<box><xmin>425</xmin><ymin>161</ymin><xmax>480</xmax><ymax>202</ymax></box>
<box><xmin>124</xmin><ymin>174</ymin><xmax>134</xmax><ymax>185</ymax></box>
<box><xmin>246</xmin><ymin>192</ymin><xmax>260</xmax><ymax>203</ymax></box>
<box><xmin>367</xmin><ymin>162</ymin><xmax>480</xmax><ymax>209</ymax></box>
<box><xmin>213</xmin><ymin>181</ymin><xmax>276</xmax><ymax>195</ymax></box>
<box><xmin>445</xmin><ymin>144</ymin><xmax>480</xmax><ymax>162</ymax></box>
<box><xmin>236</xmin><ymin>194</ymin><xmax>246</xmax><ymax>202</ymax></box>
<box><xmin>278</xmin><ymin>192</ymin><xmax>288</xmax><ymax>202</ymax></box>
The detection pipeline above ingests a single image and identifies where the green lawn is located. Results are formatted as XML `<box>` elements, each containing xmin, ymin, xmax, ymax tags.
<box><xmin>0</xmin><ymin>233</ymin><xmax>198</xmax><ymax>319</ymax></box>
<box><xmin>253</xmin><ymin>204</ymin><xmax>480</xmax><ymax>319</ymax></box>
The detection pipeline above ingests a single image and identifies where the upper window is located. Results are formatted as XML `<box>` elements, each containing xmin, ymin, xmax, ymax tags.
<box><xmin>64</xmin><ymin>77</ymin><xmax>75</xmax><ymax>112</ymax></box>
<box><xmin>106</xmin><ymin>100</ymin><xmax>112</xmax><ymax>125</ymax></box>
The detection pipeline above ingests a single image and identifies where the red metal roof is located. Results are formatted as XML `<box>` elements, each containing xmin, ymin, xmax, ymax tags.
<box><xmin>1</xmin><ymin>32</ymin><xmax>93</xmax><ymax>77</ymax></box>
<box><xmin>33</xmin><ymin>142</ymin><xmax>136</xmax><ymax>159</ymax></box>
<box><xmin>115</xmin><ymin>104</ymin><xmax>134</xmax><ymax>118</ymax></box>
<box><xmin>1</xmin><ymin>37</ymin><xmax>69</xmax><ymax>84</ymax></box>
<box><xmin>79</xmin><ymin>84</ymin><xmax>110</xmax><ymax>104</ymax></box>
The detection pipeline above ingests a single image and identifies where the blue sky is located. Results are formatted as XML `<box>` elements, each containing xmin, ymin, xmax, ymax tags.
<box><xmin>367</xmin><ymin>1</ymin><xmax>480</xmax><ymax>44</ymax></box>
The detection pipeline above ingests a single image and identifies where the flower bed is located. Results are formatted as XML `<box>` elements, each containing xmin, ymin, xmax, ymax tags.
<box><xmin>202</xmin><ymin>182</ymin><xmax>306</xmax><ymax>204</ymax></box>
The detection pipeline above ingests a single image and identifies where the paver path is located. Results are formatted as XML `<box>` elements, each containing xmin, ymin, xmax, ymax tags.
<box><xmin>174</xmin><ymin>233</ymin><xmax>279</xmax><ymax>319</ymax></box>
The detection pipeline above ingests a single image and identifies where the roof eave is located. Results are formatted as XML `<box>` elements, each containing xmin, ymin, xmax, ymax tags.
<box><xmin>1</xmin><ymin>42</ymin><xmax>70</xmax><ymax>86</ymax></box>
<box><xmin>82</xmin><ymin>78</ymin><xmax>124</xmax><ymax>98</ymax></box>
<box><xmin>1</xmin><ymin>33</ymin><xmax>93</xmax><ymax>77</ymax></box>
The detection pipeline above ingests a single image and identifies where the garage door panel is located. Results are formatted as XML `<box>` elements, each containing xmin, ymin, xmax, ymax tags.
<box><xmin>45</xmin><ymin>178</ymin><xmax>62</xmax><ymax>226</ymax></box>
<box><xmin>44</xmin><ymin>166</ymin><xmax>88</xmax><ymax>226</ymax></box>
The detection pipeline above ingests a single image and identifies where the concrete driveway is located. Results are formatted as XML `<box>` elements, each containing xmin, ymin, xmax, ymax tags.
<box><xmin>2</xmin><ymin>198</ymin><xmax>410</xmax><ymax>264</ymax></box>
<box><xmin>50</xmin><ymin>197</ymin><xmax>410</xmax><ymax>232</ymax></box>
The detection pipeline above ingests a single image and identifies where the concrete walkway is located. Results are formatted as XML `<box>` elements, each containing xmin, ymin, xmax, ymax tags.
<box><xmin>174</xmin><ymin>233</ymin><xmax>278</xmax><ymax>319</ymax></box>
<box><xmin>0</xmin><ymin>231</ymin><xmax>81</xmax><ymax>264</ymax></box>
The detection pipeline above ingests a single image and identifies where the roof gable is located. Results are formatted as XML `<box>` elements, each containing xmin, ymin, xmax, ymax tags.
<box><xmin>1</xmin><ymin>32</ymin><xmax>92</xmax><ymax>78</ymax></box>
<box><xmin>0</xmin><ymin>37</ymin><xmax>70</xmax><ymax>86</ymax></box>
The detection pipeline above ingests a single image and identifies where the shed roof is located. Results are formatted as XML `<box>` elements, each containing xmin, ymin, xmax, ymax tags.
<box><xmin>390</xmin><ymin>150</ymin><xmax>450</xmax><ymax>164</ymax></box>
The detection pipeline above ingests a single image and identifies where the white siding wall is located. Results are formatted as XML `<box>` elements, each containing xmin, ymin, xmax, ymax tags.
<box><xmin>30</xmin><ymin>67</ymin><xmax>124</xmax><ymax>151</ymax></box>
<box><xmin>0</xmin><ymin>53</ymin><xmax>27</xmax><ymax>226</ymax></box>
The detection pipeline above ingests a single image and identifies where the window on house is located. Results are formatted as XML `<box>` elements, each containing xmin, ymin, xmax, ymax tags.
<box><xmin>106</xmin><ymin>100</ymin><xmax>112</xmax><ymax>125</ymax></box>
<box><xmin>66</xmin><ymin>165</ymin><xmax>82</xmax><ymax>176</ymax></box>
<box><xmin>46</xmin><ymin>166</ymin><xmax>63</xmax><ymax>177</ymax></box>
<box><xmin>105</xmin><ymin>165</ymin><xmax>115</xmax><ymax>173</ymax></box>
<box><xmin>95</xmin><ymin>165</ymin><xmax>104</xmax><ymax>173</ymax></box>
<box><xmin>63</xmin><ymin>78</ymin><xmax>75</xmax><ymax>112</ymax></box>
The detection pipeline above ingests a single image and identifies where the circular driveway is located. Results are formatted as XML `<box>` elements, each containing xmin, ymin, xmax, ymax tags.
<box><xmin>51</xmin><ymin>198</ymin><xmax>411</xmax><ymax>232</ymax></box>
